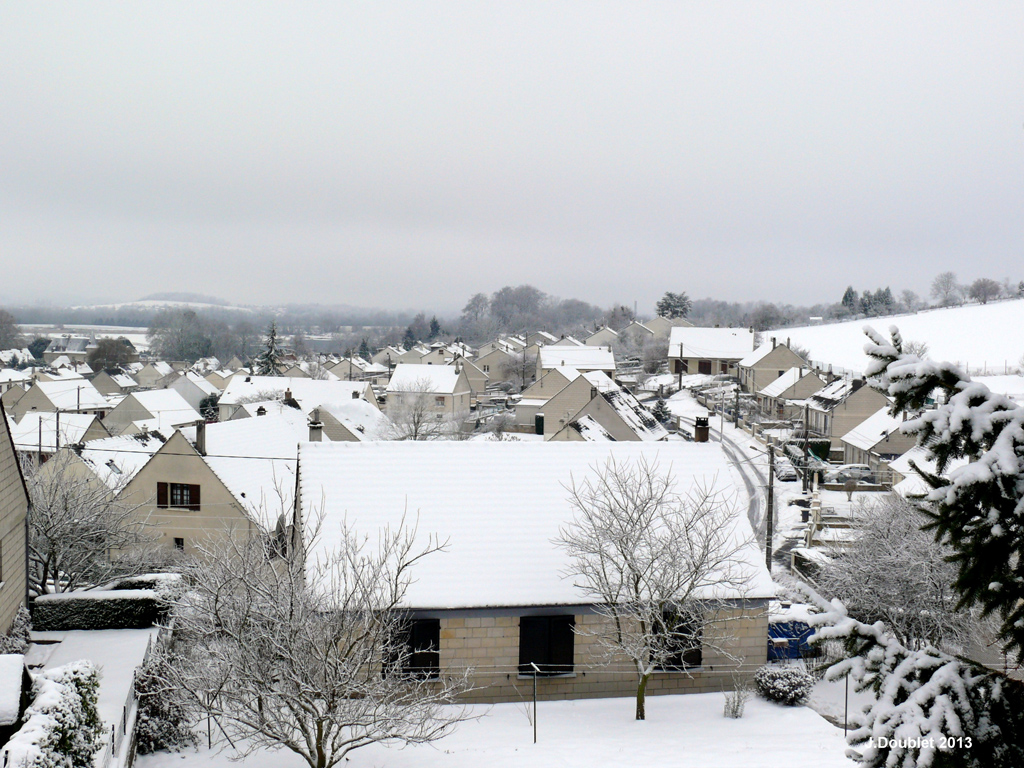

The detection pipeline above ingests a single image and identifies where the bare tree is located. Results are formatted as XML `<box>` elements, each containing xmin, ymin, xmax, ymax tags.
<box><xmin>815</xmin><ymin>495</ymin><xmax>977</xmax><ymax>653</ymax></box>
<box><xmin>25</xmin><ymin>450</ymin><xmax>156</xmax><ymax>594</ymax></box>
<box><xmin>499</xmin><ymin>349</ymin><xmax>538</xmax><ymax>391</ymax></box>
<box><xmin>165</xmin><ymin>516</ymin><xmax>469</xmax><ymax>768</ymax></box>
<box><xmin>556</xmin><ymin>457</ymin><xmax>754</xmax><ymax>721</ymax></box>
<box><xmin>930</xmin><ymin>271</ymin><xmax>961</xmax><ymax>307</ymax></box>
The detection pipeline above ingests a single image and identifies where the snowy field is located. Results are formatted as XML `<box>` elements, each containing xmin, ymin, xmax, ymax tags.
<box><xmin>137</xmin><ymin>693</ymin><xmax>850</xmax><ymax>768</ymax></box>
<box><xmin>779</xmin><ymin>298</ymin><xmax>1024</xmax><ymax>375</ymax></box>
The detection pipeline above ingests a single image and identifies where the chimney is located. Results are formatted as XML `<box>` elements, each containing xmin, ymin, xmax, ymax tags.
<box><xmin>786</xmin><ymin>337</ymin><xmax>791</xmax><ymax>348</ymax></box>
<box><xmin>591</xmin><ymin>386</ymin><xmax>598</xmax><ymax>399</ymax></box>
<box><xmin>771</xmin><ymin>337</ymin><xmax>776</xmax><ymax>349</ymax></box>
<box><xmin>195</xmin><ymin>420</ymin><xmax>207</xmax><ymax>456</ymax></box>
<box><xmin>308</xmin><ymin>409</ymin><xmax>323</xmax><ymax>442</ymax></box>
<box><xmin>352</xmin><ymin>390</ymin><xmax>359</xmax><ymax>399</ymax></box>
<box><xmin>284</xmin><ymin>388</ymin><xmax>292</xmax><ymax>400</ymax></box>
<box><xmin>852</xmin><ymin>378</ymin><xmax>865</xmax><ymax>392</ymax></box>
<box><xmin>256</xmin><ymin>405</ymin><xmax>267</xmax><ymax>416</ymax></box>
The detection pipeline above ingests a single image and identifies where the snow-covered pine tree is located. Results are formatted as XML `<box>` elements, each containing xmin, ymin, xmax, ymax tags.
<box><xmin>650</xmin><ymin>398</ymin><xmax>671</xmax><ymax>425</ymax></box>
<box><xmin>812</xmin><ymin>596</ymin><xmax>1024</xmax><ymax>768</ymax></box>
<box><xmin>358</xmin><ymin>338</ymin><xmax>371</xmax><ymax>361</ymax></box>
<box><xmin>863</xmin><ymin>325</ymin><xmax>1024</xmax><ymax>660</ymax></box>
<box><xmin>253</xmin><ymin>321</ymin><xmax>284</xmax><ymax>376</ymax></box>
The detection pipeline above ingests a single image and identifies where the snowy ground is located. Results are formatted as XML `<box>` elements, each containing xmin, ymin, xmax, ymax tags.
<box><xmin>137</xmin><ymin>693</ymin><xmax>850</xmax><ymax>768</ymax></box>
<box><xmin>780</xmin><ymin>297</ymin><xmax>1024</xmax><ymax>376</ymax></box>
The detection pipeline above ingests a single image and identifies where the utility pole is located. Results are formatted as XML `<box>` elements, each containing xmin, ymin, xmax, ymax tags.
<box><xmin>802</xmin><ymin>402</ymin><xmax>811</xmax><ymax>492</ymax></box>
<box><xmin>765</xmin><ymin>444</ymin><xmax>775</xmax><ymax>572</ymax></box>
<box><xmin>735</xmin><ymin>388</ymin><xmax>740</xmax><ymax>428</ymax></box>
<box><xmin>55</xmin><ymin>409</ymin><xmax>60</xmax><ymax>451</ymax></box>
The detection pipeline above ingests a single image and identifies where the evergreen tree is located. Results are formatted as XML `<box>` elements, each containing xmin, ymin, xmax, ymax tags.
<box><xmin>649</xmin><ymin>398</ymin><xmax>671</xmax><ymax>425</ymax></box>
<box><xmin>402</xmin><ymin>326</ymin><xmax>416</xmax><ymax>350</ymax></box>
<box><xmin>655</xmin><ymin>291</ymin><xmax>692</xmax><ymax>319</ymax></box>
<box><xmin>428</xmin><ymin>316</ymin><xmax>441</xmax><ymax>340</ymax></box>
<box><xmin>253</xmin><ymin>321</ymin><xmax>284</xmax><ymax>376</ymax></box>
<box><xmin>841</xmin><ymin>285</ymin><xmax>858</xmax><ymax>311</ymax></box>
<box><xmin>864</xmin><ymin>326</ymin><xmax>1024</xmax><ymax>659</ymax></box>
<box><xmin>358</xmin><ymin>338</ymin><xmax>372</xmax><ymax>361</ymax></box>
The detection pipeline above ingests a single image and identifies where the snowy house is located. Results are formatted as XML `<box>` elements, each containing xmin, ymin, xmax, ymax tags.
<box><xmin>293</xmin><ymin>441</ymin><xmax>773</xmax><ymax>704</ymax></box>
<box><xmin>90</xmin><ymin>369</ymin><xmax>140</xmax><ymax>397</ymax></box>
<box><xmin>7</xmin><ymin>412</ymin><xmax>109</xmax><ymax>468</ymax></box>
<box><xmin>513</xmin><ymin>367</ymin><xmax>581</xmax><ymax>428</ymax></box>
<box><xmin>643</xmin><ymin>315</ymin><xmax>693</xmax><ymax>338</ymax></box>
<box><xmin>313</xmin><ymin>400</ymin><xmax>392</xmax><ymax>442</ymax></box>
<box><xmin>668</xmin><ymin>327</ymin><xmax>755</xmax><ymax>378</ymax></box>
<box><xmin>806</xmin><ymin>377</ymin><xmax>891</xmax><ymax>455</ymax></box>
<box><xmin>756</xmin><ymin>367</ymin><xmax>825</xmax><ymax>420</ymax></box>
<box><xmin>112</xmin><ymin>411</ymin><xmax>315</xmax><ymax>556</ymax></box>
<box><xmin>737</xmin><ymin>340</ymin><xmax>809</xmax><ymax>394</ymax></box>
<box><xmin>0</xmin><ymin>370</ymin><xmax>32</xmax><ymax>396</ymax></box>
<box><xmin>370</xmin><ymin>346</ymin><xmax>406</xmax><ymax>368</ymax></box>
<box><xmin>526</xmin><ymin>331</ymin><xmax>558</xmax><ymax>347</ymax></box>
<box><xmin>9</xmin><ymin>379</ymin><xmax>109</xmax><ymax>422</ymax></box>
<box><xmin>385</xmin><ymin>364</ymin><xmax>472</xmax><ymax>421</ymax></box>
<box><xmin>839</xmin><ymin>408</ymin><xmax>917</xmax><ymax>479</ymax></box>
<box><xmin>42</xmin><ymin>336</ymin><xmax>93</xmax><ymax>364</ymax></box>
<box><xmin>548</xmin><ymin>385</ymin><xmax>669</xmax><ymax>442</ymax></box>
<box><xmin>217</xmin><ymin>376</ymin><xmax>377</xmax><ymax>421</ymax></box>
<box><xmin>584</xmin><ymin>326</ymin><xmax>619</xmax><ymax>347</ymax></box>
<box><xmin>167</xmin><ymin>371</ymin><xmax>222</xmax><ymax>411</ymax></box>
<box><xmin>539</xmin><ymin>371</ymin><xmax>618</xmax><ymax>439</ymax></box>
<box><xmin>888</xmin><ymin>445</ymin><xmax>969</xmax><ymax>498</ymax></box>
<box><xmin>102</xmin><ymin>389</ymin><xmax>202</xmax><ymax>436</ymax></box>
<box><xmin>547</xmin><ymin>335</ymin><xmax>586</xmax><ymax>347</ymax></box>
<box><xmin>0</xmin><ymin>406</ymin><xmax>28</xmax><ymax>635</ymax></box>
<box><xmin>536</xmin><ymin>346</ymin><xmax>615</xmax><ymax>379</ymax></box>
<box><xmin>134</xmin><ymin>361</ymin><xmax>176</xmax><ymax>389</ymax></box>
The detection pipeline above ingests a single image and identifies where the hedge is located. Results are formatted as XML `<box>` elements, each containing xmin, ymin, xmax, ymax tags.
<box><xmin>32</xmin><ymin>590</ymin><xmax>168</xmax><ymax>631</ymax></box>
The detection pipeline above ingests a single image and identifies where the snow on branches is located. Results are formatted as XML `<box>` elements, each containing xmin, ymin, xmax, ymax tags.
<box><xmin>810</xmin><ymin>596</ymin><xmax>1024</xmax><ymax>768</ymax></box>
<box><xmin>862</xmin><ymin>325</ymin><xmax>1024</xmax><ymax>660</ymax></box>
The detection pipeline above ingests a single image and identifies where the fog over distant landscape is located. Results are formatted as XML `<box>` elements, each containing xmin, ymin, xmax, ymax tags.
<box><xmin>2</xmin><ymin>2</ymin><xmax>1022</xmax><ymax>312</ymax></box>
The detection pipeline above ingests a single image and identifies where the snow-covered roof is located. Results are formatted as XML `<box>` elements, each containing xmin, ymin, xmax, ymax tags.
<box><xmin>37</xmin><ymin>367</ymin><xmax>85</xmax><ymax>382</ymax></box>
<box><xmin>568</xmin><ymin>414</ymin><xmax>616</xmax><ymax>441</ymax></box>
<box><xmin>78</xmin><ymin>431</ymin><xmax>168</xmax><ymax>488</ymax></box>
<box><xmin>297</xmin><ymin>441</ymin><xmax>774</xmax><ymax>609</ymax></box>
<box><xmin>219</xmin><ymin>376</ymin><xmax>373</xmax><ymax>411</ymax></box>
<box><xmin>144</xmin><ymin>361</ymin><xmax>175</xmax><ymax>377</ymax></box>
<box><xmin>317</xmin><ymin>399</ymin><xmax>391</xmax><ymax>441</ymax></box>
<box><xmin>179</xmin><ymin>411</ymin><xmax>313</xmax><ymax>524</ymax></box>
<box><xmin>235</xmin><ymin>400</ymin><xmax>302</xmax><ymax>419</ymax></box>
<box><xmin>533</xmin><ymin>331</ymin><xmax>559</xmax><ymax>344</ymax></box>
<box><xmin>598</xmin><ymin>389</ymin><xmax>669</xmax><ymax>441</ymax></box>
<box><xmin>538</xmin><ymin>346</ymin><xmax>615</xmax><ymax>372</ymax></box>
<box><xmin>758</xmin><ymin>368</ymin><xmax>822</xmax><ymax>399</ymax></box>
<box><xmin>8</xmin><ymin>412</ymin><xmax>100</xmax><ymax>452</ymax></box>
<box><xmin>124</xmin><ymin>390</ymin><xmax>202</xmax><ymax>429</ymax></box>
<box><xmin>183</xmin><ymin>371</ymin><xmax>220</xmax><ymax>396</ymax></box>
<box><xmin>0</xmin><ymin>370</ymin><xmax>31</xmax><ymax>385</ymax></box>
<box><xmin>549</xmin><ymin>335</ymin><xmax>585</xmax><ymax>347</ymax></box>
<box><xmin>0</xmin><ymin>348</ymin><xmax>32</xmax><ymax>366</ymax></box>
<box><xmin>33</xmin><ymin>379</ymin><xmax>107</xmax><ymax>410</ymax></box>
<box><xmin>972</xmin><ymin>374</ymin><xmax>1024</xmax><ymax>404</ymax></box>
<box><xmin>738</xmin><ymin>344</ymin><xmax>780</xmax><ymax>368</ymax></box>
<box><xmin>839</xmin><ymin>408</ymin><xmax>906</xmax><ymax>452</ymax></box>
<box><xmin>807</xmin><ymin>378</ymin><xmax>857</xmax><ymax>412</ymax></box>
<box><xmin>890</xmin><ymin>445</ymin><xmax>969</xmax><ymax>497</ymax></box>
<box><xmin>668</xmin><ymin>327</ymin><xmax>755</xmax><ymax>360</ymax></box>
<box><xmin>386</xmin><ymin>364</ymin><xmax>467</xmax><ymax>394</ymax></box>
<box><xmin>109</xmin><ymin>372</ymin><xmax>138</xmax><ymax>388</ymax></box>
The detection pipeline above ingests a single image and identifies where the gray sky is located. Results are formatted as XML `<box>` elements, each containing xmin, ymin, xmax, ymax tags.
<box><xmin>2</xmin><ymin>2</ymin><xmax>1022</xmax><ymax>314</ymax></box>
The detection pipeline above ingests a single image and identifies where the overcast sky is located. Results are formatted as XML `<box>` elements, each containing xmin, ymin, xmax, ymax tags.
<box><xmin>2</xmin><ymin>2</ymin><xmax>1022</xmax><ymax>314</ymax></box>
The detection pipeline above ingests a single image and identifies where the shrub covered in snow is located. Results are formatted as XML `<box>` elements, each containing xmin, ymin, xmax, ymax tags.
<box><xmin>109</xmin><ymin>573</ymin><xmax>187</xmax><ymax>603</ymax></box>
<box><xmin>1</xmin><ymin>661</ymin><xmax>103</xmax><ymax>768</ymax></box>
<box><xmin>753</xmin><ymin>665</ymin><xmax>814</xmax><ymax>706</ymax></box>
<box><xmin>0</xmin><ymin>606</ymin><xmax>32</xmax><ymax>654</ymax></box>
<box><xmin>32</xmin><ymin>589</ymin><xmax>168</xmax><ymax>631</ymax></box>
<box><xmin>134</xmin><ymin>647</ymin><xmax>196</xmax><ymax>755</ymax></box>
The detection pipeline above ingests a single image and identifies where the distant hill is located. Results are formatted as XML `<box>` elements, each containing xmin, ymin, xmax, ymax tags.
<box><xmin>779</xmin><ymin>298</ymin><xmax>1024</xmax><ymax>376</ymax></box>
<box><xmin>139</xmin><ymin>292</ymin><xmax>230</xmax><ymax>306</ymax></box>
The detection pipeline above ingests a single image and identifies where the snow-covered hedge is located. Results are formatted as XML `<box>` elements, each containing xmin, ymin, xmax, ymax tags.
<box><xmin>1</xmin><ymin>661</ymin><xmax>103</xmax><ymax>768</ymax></box>
<box><xmin>753</xmin><ymin>665</ymin><xmax>814</xmax><ymax>706</ymax></box>
<box><xmin>33</xmin><ymin>589</ymin><xmax>168</xmax><ymax>631</ymax></box>
<box><xmin>0</xmin><ymin>606</ymin><xmax>32</xmax><ymax>654</ymax></box>
<box><xmin>108</xmin><ymin>573</ymin><xmax>187</xmax><ymax>602</ymax></box>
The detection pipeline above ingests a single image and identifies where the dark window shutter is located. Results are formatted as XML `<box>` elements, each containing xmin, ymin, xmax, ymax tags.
<box><xmin>548</xmin><ymin>616</ymin><xmax>575</xmax><ymax>674</ymax></box>
<box><xmin>518</xmin><ymin>617</ymin><xmax>546</xmax><ymax>675</ymax></box>
<box><xmin>189</xmin><ymin>484</ymin><xmax>201</xmax><ymax>511</ymax></box>
<box><xmin>157</xmin><ymin>482</ymin><xmax>168</xmax><ymax>508</ymax></box>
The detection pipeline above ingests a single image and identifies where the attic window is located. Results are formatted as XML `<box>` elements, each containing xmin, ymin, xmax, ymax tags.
<box><xmin>105</xmin><ymin>460</ymin><xmax>122</xmax><ymax>475</ymax></box>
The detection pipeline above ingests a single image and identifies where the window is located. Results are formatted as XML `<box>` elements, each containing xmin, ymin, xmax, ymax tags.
<box><xmin>157</xmin><ymin>482</ymin><xmax>201</xmax><ymax>511</ymax></box>
<box><xmin>389</xmin><ymin>618</ymin><xmax>440</xmax><ymax>679</ymax></box>
<box><xmin>434</xmin><ymin>396</ymin><xmax>446</xmax><ymax>407</ymax></box>
<box><xmin>654</xmin><ymin>610</ymin><xmax>702</xmax><ymax>670</ymax></box>
<box><xmin>173</xmin><ymin>537</ymin><xmax>185</xmax><ymax>551</ymax></box>
<box><xmin>519</xmin><ymin>615</ymin><xmax>574</xmax><ymax>676</ymax></box>
<box><xmin>697</xmin><ymin>360</ymin><xmax>712</xmax><ymax>375</ymax></box>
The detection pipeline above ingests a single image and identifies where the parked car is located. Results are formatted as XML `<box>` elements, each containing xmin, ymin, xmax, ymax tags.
<box><xmin>775</xmin><ymin>459</ymin><xmax>798</xmax><ymax>481</ymax></box>
<box><xmin>825</xmin><ymin>464</ymin><xmax>874</xmax><ymax>483</ymax></box>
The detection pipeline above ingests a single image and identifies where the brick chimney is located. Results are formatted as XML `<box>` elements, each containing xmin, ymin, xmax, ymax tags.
<box><xmin>195</xmin><ymin>419</ymin><xmax>207</xmax><ymax>456</ymax></box>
